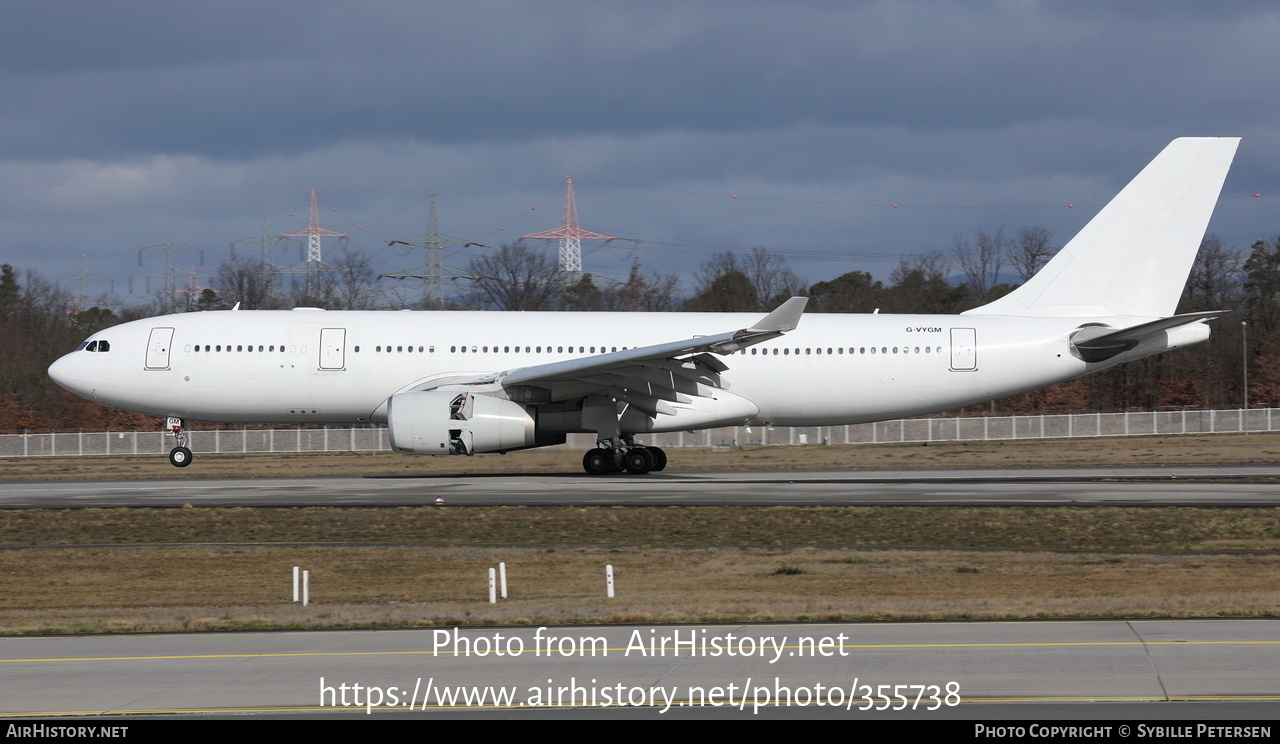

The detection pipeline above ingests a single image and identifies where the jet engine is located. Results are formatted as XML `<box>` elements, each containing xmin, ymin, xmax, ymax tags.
<box><xmin>387</xmin><ymin>391</ymin><xmax>536</xmax><ymax>455</ymax></box>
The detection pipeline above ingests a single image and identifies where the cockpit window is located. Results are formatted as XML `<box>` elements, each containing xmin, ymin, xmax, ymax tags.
<box><xmin>76</xmin><ymin>341</ymin><xmax>89</xmax><ymax>351</ymax></box>
<box><xmin>86</xmin><ymin>341</ymin><xmax>98</xmax><ymax>352</ymax></box>
<box><xmin>97</xmin><ymin>340</ymin><xmax>110</xmax><ymax>352</ymax></box>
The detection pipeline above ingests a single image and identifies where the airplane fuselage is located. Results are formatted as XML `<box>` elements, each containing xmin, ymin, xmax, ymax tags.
<box><xmin>48</xmin><ymin>307</ymin><xmax>1207</xmax><ymax>432</ymax></box>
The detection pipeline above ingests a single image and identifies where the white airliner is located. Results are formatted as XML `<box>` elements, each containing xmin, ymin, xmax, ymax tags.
<box><xmin>49</xmin><ymin>137</ymin><xmax>1239</xmax><ymax>474</ymax></box>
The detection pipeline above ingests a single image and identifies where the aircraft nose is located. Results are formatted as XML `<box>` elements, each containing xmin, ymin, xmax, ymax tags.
<box><xmin>47</xmin><ymin>353</ymin><xmax>88</xmax><ymax>396</ymax></box>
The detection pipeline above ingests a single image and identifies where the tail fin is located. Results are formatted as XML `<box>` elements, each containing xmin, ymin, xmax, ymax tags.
<box><xmin>965</xmin><ymin>137</ymin><xmax>1240</xmax><ymax>318</ymax></box>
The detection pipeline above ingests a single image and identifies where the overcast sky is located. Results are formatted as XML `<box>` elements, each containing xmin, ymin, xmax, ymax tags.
<box><xmin>3</xmin><ymin>1</ymin><xmax>1279</xmax><ymax>304</ymax></box>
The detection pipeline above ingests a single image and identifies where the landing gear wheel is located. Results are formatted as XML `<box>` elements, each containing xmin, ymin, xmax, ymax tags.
<box><xmin>623</xmin><ymin>448</ymin><xmax>656</xmax><ymax>475</ymax></box>
<box><xmin>648</xmin><ymin>446</ymin><xmax>667</xmax><ymax>472</ymax></box>
<box><xmin>168</xmin><ymin>446</ymin><xmax>193</xmax><ymax>468</ymax></box>
<box><xmin>583</xmin><ymin>448</ymin><xmax>611</xmax><ymax>475</ymax></box>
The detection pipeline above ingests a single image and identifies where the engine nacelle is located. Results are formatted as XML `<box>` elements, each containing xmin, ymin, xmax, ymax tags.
<box><xmin>387</xmin><ymin>391</ymin><xmax>536</xmax><ymax>455</ymax></box>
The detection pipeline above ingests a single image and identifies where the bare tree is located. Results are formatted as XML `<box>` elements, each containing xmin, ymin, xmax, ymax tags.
<box><xmin>465</xmin><ymin>242</ymin><xmax>561</xmax><ymax>310</ymax></box>
<box><xmin>604</xmin><ymin>262</ymin><xmax>681</xmax><ymax>311</ymax></box>
<box><xmin>743</xmin><ymin>245</ymin><xmax>806</xmax><ymax>308</ymax></box>
<box><xmin>214</xmin><ymin>257</ymin><xmax>281</xmax><ymax>309</ymax></box>
<box><xmin>952</xmin><ymin>229</ymin><xmax>1008</xmax><ymax>303</ymax></box>
<box><xmin>1008</xmin><ymin>226</ymin><xmax>1057</xmax><ymax>282</ymax></box>
<box><xmin>324</xmin><ymin>249</ymin><xmax>382</xmax><ymax>310</ymax></box>
<box><xmin>686</xmin><ymin>246</ymin><xmax>804</xmax><ymax>312</ymax></box>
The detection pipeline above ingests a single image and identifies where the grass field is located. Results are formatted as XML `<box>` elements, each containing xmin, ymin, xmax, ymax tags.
<box><xmin>1</xmin><ymin>433</ymin><xmax>1277</xmax><ymax>634</ymax></box>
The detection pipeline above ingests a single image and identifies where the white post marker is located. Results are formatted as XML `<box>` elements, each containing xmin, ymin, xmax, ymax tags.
<box><xmin>499</xmin><ymin>562</ymin><xmax>508</xmax><ymax>599</ymax></box>
<box><xmin>605</xmin><ymin>564</ymin><xmax>615</xmax><ymax>598</ymax></box>
<box><xmin>293</xmin><ymin>566</ymin><xmax>299</xmax><ymax>603</ymax></box>
<box><xmin>488</xmin><ymin>568</ymin><xmax>497</xmax><ymax>604</ymax></box>
<box><xmin>303</xmin><ymin>570</ymin><xmax>309</xmax><ymax>607</ymax></box>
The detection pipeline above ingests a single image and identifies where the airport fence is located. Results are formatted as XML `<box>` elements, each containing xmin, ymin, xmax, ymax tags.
<box><xmin>2</xmin><ymin>406</ymin><xmax>1277</xmax><ymax>458</ymax></box>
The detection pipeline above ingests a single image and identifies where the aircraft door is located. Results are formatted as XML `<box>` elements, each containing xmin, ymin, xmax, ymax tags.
<box><xmin>319</xmin><ymin>328</ymin><xmax>346</xmax><ymax>370</ymax></box>
<box><xmin>145</xmin><ymin>327</ymin><xmax>175</xmax><ymax>370</ymax></box>
<box><xmin>949</xmin><ymin>327</ymin><xmax>977</xmax><ymax>371</ymax></box>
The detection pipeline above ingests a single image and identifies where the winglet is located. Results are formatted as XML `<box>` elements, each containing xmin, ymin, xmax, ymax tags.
<box><xmin>746</xmin><ymin>296</ymin><xmax>808</xmax><ymax>333</ymax></box>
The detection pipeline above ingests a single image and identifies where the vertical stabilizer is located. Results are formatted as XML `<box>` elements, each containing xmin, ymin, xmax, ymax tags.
<box><xmin>965</xmin><ymin>137</ymin><xmax>1239</xmax><ymax>318</ymax></box>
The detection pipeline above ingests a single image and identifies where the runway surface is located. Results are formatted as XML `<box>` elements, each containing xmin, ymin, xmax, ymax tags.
<box><xmin>3</xmin><ymin>464</ymin><xmax>1280</xmax><ymax>508</ymax></box>
<box><xmin>1</xmin><ymin>619</ymin><xmax>1275</xmax><ymax>719</ymax></box>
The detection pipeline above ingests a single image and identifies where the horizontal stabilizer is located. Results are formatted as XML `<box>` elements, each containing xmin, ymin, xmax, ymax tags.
<box><xmin>1071</xmin><ymin>311</ymin><xmax>1221</xmax><ymax>362</ymax></box>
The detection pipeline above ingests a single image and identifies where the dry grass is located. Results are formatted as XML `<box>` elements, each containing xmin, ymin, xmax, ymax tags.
<box><xmin>0</xmin><ymin>545</ymin><xmax>1275</xmax><ymax>635</ymax></box>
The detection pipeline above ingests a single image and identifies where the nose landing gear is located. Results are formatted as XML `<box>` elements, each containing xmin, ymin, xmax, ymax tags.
<box><xmin>166</xmin><ymin>416</ymin><xmax>193</xmax><ymax>468</ymax></box>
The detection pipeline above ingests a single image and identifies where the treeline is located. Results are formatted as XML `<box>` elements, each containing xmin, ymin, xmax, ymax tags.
<box><xmin>5</xmin><ymin>228</ymin><xmax>1280</xmax><ymax>432</ymax></box>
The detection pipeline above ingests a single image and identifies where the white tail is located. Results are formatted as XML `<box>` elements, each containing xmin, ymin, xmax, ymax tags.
<box><xmin>965</xmin><ymin>137</ymin><xmax>1240</xmax><ymax>319</ymax></box>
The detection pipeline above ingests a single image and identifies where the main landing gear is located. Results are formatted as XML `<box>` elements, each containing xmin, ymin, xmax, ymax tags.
<box><xmin>166</xmin><ymin>416</ymin><xmax>193</xmax><ymax>468</ymax></box>
<box><xmin>582</xmin><ymin>437</ymin><xmax>667</xmax><ymax>475</ymax></box>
